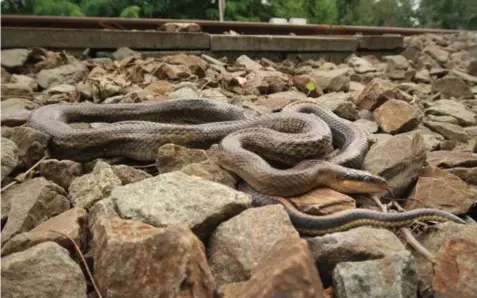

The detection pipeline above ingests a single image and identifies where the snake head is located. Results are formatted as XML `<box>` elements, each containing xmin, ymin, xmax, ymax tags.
<box><xmin>332</xmin><ymin>169</ymin><xmax>388</xmax><ymax>194</ymax></box>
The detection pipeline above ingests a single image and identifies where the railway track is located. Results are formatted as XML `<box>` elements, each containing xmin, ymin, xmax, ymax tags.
<box><xmin>0</xmin><ymin>15</ymin><xmax>465</xmax><ymax>36</ymax></box>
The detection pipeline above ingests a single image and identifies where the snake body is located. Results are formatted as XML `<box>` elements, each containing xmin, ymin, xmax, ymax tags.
<box><xmin>28</xmin><ymin>98</ymin><xmax>466</xmax><ymax>234</ymax></box>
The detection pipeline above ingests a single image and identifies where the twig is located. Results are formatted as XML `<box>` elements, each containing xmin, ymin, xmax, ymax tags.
<box><xmin>1</xmin><ymin>155</ymin><xmax>48</xmax><ymax>192</ymax></box>
<box><xmin>47</xmin><ymin>230</ymin><xmax>103</xmax><ymax>298</ymax></box>
<box><xmin>371</xmin><ymin>195</ymin><xmax>387</xmax><ymax>212</ymax></box>
<box><xmin>392</xmin><ymin>201</ymin><xmax>437</xmax><ymax>264</ymax></box>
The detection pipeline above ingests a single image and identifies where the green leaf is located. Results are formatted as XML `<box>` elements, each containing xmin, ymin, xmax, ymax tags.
<box><xmin>305</xmin><ymin>81</ymin><xmax>316</xmax><ymax>92</ymax></box>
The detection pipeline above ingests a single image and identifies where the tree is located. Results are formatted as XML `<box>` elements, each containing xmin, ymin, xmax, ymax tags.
<box><xmin>417</xmin><ymin>0</ymin><xmax>477</xmax><ymax>29</ymax></box>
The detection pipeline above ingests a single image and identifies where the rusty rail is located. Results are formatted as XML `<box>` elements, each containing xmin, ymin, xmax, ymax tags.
<box><xmin>0</xmin><ymin>15</ymin><xmax>466</xmax><ymax>36</ymax></box>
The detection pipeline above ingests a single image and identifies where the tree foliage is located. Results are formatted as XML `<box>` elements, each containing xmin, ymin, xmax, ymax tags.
<box><xmin>1</xmin><ymin>0</ymin><xmax>476</xmax><ymax>29</ymax></box>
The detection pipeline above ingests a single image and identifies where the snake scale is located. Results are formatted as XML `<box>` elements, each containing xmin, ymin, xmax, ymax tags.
<box><xmin>28</xmin><ymin>98</ymin><xmax>466</xmax><ymax>235</ymax></box>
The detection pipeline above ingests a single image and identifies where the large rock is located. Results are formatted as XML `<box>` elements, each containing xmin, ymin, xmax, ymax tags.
<box><xmin>431</xmin><ymin>76</ymin><xmax>473</xmax><ymax>99</ymax></box>
<box><xmin>363</xmin><ymin>132</ymin><xmax>426</xmax><ymax>197</ymax></box>
<box><xmin>424</xmin><ymin>120</ymin><xmax>470</xmax><ymax>143</ymax></box>
<box><xmin>373</xmin><ymin>99</ymin><xmax>423</xmax><ymax>134</ymax></box>
<box><xmin>208</xmin><ymin>205</ymin><xmax>299</xmax><ymax>286</ymax></box>
<box><xmin>427</xmin><ymin>151</ymin><xmax>477</xmax><ymax>168</ymax></box>
<box><xmin>1</xmin><ymin>126</ymin><xmax>49</xmax><ymax>170</ymax></box>
<box><xmin>1</xmin><ymin>242</ymin><xmax>88</xmax><ymax>298</ymax></box>
<box><xmin>310</xmin><ymin>68</ymin><xmax>350</xmax><ymax>92</ymax></box>
<box><xmin>236</xmin><ymin>55</ymin><xmax>262</xmax><ymax>71</ymax></box>
<box><xmin>218</xmin><ymin>237</ymin><xmax>326</xmax><ymax>298</ymax></box>
<box><xmin>36</xmin><ymin>61</ymin><xmax>88</xmax><ymax>89</ymax></box>
<box><xmin>68</xmin><ymin>161</ymin><xmax>122</xmax><ymax>209</ymax></box>
<box><xmin>38</xmin><ymin>159</ymin><xmax>83</xmax><ymax>189</ymax></box>
<box><xmin>1</xmin><ymin>137</ymin><xmax>19</xmax><ymax>181</ymax></box>
<box><xmin>424</xmin><ymin>99</ymin><xmax>476</xmax><ymax>126</ymax></box>
<box><xmin>314</xmin><ymin>92</ymin><xmax>360</xmax><ymax>121</ymax></box>
<box><xmin>333</xmin><ymin>251</ymin><xmax>417</xmax><ymax>298</ymax></box>
<box><xmin>181</xmin><ymin>159</ymin><xmax>238</xmax><ymax>189</ymax></box>
<box><xmin>156</xmin><ymin>143</ymin><xmax>209</xmax><ymax>173</ymax></box>
<box><xmin>1</xmin><ymin>177</ymin><xmax>70</xmax><ymax>245</ymax></box>
<box><xmin>2</xmin><ymin>207</ymin><xmax>88</xmax><ymax>257</ymax></box>
<box><xmin>424</xmin><ymin>45</ymin><xmax>449</xmax><ymax>64</ymax></box>
<box><xmin>432</xmin><ymin>236</ymin><xmax>477</xmax><ymax>298</ymax></box>
<box><xmin>384</xmin><ymin>55</ymin><xmax>411</xmax><ymax>80</ymax></box>
<box><xmin>347</xmin><ymin>56</ymin><xmax>376</xmax><ymax>74</ymax></box>
<box><xmin>108</xmin><ymin>171</ymin><xmax>251</xmax><ymax>241</ymax></box>
<box><xmin>306</xmin><ymin>227</ymin><xmax>407</xmax><ymax>286</ymax></box>
<box><xmin>92</xmin><ymin>217</ymin><xmax>215</xmax><ymax>298</ymax></box>
<box><xmin>413</xmin><ymin>222</ymin><xmax>477</xmax><ymax>297</ymax></box>
<box><xmin>1</xmin><ymin>97</ymin><xmax>37</xmax><ymax>126</ymax></box>
<box><xmin>355</xmin><ymin>78</ymin><xmax>399</xmax><ymax>111</ymax></box>
<box><xmin>1</xmin><ymin>49</ymin><xmax>31</xmax><ymax>69</ymax></box>
<box><xmin>406</xmin><ymin>166</ymin><xmax>476</xmax><ymax>215</ymax></box>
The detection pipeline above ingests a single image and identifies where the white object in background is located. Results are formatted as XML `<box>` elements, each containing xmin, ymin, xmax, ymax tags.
<box><xmin>289</xmin><ymin>18</ymin><xmax>307</xmax><ymax>25</ymax></box>
<box><xmin>269</xmin><ymin>18</ymin><xmax>288</xmax><ymax>24</ymax></box>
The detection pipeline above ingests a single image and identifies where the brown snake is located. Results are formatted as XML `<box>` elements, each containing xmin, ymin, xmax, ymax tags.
<box><xmin>28</xmin><ymin>98</ymin><xmax>466</xmax><ymax>235</ymax></box>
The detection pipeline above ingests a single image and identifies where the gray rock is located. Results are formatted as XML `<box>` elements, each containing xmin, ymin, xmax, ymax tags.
<box><xmin>333</xmin><ymin>251</ymin><xmax>417</xmax><ymax>298</ymax></box>
<box><xmin>156</xmin><ymin>143</ymin><xmax>209</xmax><ymax>174</ymax></box>
<box><xmin>92</xmin><ymin>217</ymin><xmax>215</xmax><ymax>298</ymax></box>
<box><xmin>208</xmin><ymin>205</ymin><xmax>299</xmax><ymax>286</ymax></box>
<box><xmin>424</xmin><ymin>45</ymin><xmax>449</xmax><ymax>64</ymax></box>
<box><xmin>363</xmin><ymin>131</ymin><xmax>426</xmax><ymax>197</ymax></box>
<box><xmin>46</xmin><ymin>83</ymin><xmax>77</xmax><ymax>94</ymax></box>
<box><xmin>109</xmin><ymin>171</ymin><xmax>251</xmax><ymax>241</ymax></box>
<box><xmin>236</xmin><ymin>55</ymin><xmax>262</xmax><ymax>71</ymax></box>
<box><xmin>1</xmin><ymin>177</ymin><xmax>70</xmax><ymax>245</ymax></box>
<box><xmin>1</xmin><ymin>126</ymin><xmax>49</xmax><ymax>170</ymax></box>
<box><xmin>168</xmin><ymin>86</ymin><xmax>199</xmax><ymax>99</ymax></box>
<box><xmin>1</xmin><ymin>137</ymin><xmax>19</xmax><ymax>181</ymax></box>
<box><xmin>68</xmin><ymin>161</ymin><xmax>122</xmax><ymax>209</ymax></box>
<box><xmin>1</xmin><ymin>242</ymin><xmax>88</xmax><ymax>298</ymax></box>
<box><xmin>354</xmin><ymin>119</ymin><xmax>379</xmax><ymax>134</ymax></box>
<box><xmin>1</xmin><ymin>49</ymin><xmax>30</xmax><ymax>69</ymax></box>
<box><xmin>425</xmin><ymin>99</ymin><xmax>476</xmax><ymax>126</ymax></box>
<box><xmin>432</xmin><ymin>76</ymin><xmax>473</xmax><ymax>99</ymax></box>
<box><xmin>111</xmin><ymin>164</ymin><xmax>152</xmax><ymax>185</ymax></box>
<box><xmin>254</xmin><ymin>90</ymin><xmax>307</xmax><ymax>111</ymax></box>
<box><xmin>181</xmin><ymin>159</ymin><xmax>238</xmax><ymax>189</ymax></box>
<box><xmin>111</xmin><ymin>47</ymin><xmax>143</xmax><ymax>60</ymax></box>
<box><xmin>38</xmin><ymin>159</ymin><xmax>83</xmax><ymax>189</ymax></box>
<box><xmin>467</xmin><ymin>59</ymin><xmax>477</xmax><ymax>76</ymax></box>
<box><xmin>384</xmin><ymin>55</ymin><xmax>411</xmax><ymax>79</ymax></box>
<box><xmin>36</xmin><ymin>61</ymin><xmax>88</xmax><ymax>89</ymax></box>
<box><xmin>347</xmin><ymin>56</ymin><xmax>376</xmax><ymax>74</ymax></box>
<box><xmin>314</xmin><ymin>91</ymin><xmax>359</xmax><ymax>121</ymax></box>
<box><xmin>1</xmin><ymin>106</ymin><xmax>31</xmax><ymax>126</ymax></box>
<box><xmin>424</xmin><ymin>121</ymin><xmax>470</xmax><ymax>143</ymax></box>
<box><xmin>414</xmin><ymin>69</ymin><xmax>431</xmax><ymax>83</ymax></box>
<box><xmin>450</xmin><ymin>69</ymin><xmax>477</xmax><ymax>84</ymax></box>
<box><xmin>416</xmin><ymin>125</ymin><xmax>446</xmax><ymax>151</ymax></box>
<box><xmin>425</xmin><ymin>114</ymin><xmax>459</xmax><ymax>125</ymax></box>
<box><xmin>1</xmin><ymin>207</ymin><xmax>88</xmax><ymax>257</ymax></box>
<box><xmin>310</xmin><ymin>68</ymin><xmax>350</xmax><ymax>92</ymax></box>
<box><xmin>0</xmin><ymin>97</ymin><xmax>37</xmax><ymax>126</ymax></box>
<box><xmin>307</xmin><ymin>227</ymin><xmax>407</xmax><ymax>285</ymax></box>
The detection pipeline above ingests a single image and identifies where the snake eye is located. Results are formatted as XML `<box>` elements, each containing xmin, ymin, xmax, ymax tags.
<box><xmin>363</xmin><ymin>175</ymin><xmax>372</xmax><ymax>183</ymax></box>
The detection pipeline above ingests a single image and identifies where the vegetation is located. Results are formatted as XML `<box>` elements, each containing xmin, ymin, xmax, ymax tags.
<box><xmin>2</xmin><ymin>0</ymin><xmax>476</xmax><ymax>30</ymax></box>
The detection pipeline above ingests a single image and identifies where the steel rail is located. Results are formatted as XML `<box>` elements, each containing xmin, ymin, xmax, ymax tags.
<box><xmin>1</xmin><ymin>15</ymin><xmax>467</xmax><ymax>36</ymax></box>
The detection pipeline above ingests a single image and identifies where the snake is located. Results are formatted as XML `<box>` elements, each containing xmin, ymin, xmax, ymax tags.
<box><xmin>27</xmin><ymin>98</ymin><xmax>466</xmax><ymax>235</ymax></box>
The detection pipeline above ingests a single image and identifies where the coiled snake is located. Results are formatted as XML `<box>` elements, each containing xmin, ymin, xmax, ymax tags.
<box><xmin>28</xmin><ymin>98</ymin><xmax>466</xmax><ymax>235</ymax></box>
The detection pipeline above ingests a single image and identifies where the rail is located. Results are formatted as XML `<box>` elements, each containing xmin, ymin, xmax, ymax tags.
<box><xmin>0</xmin><ymin>15</ymin><xmax>466</xmax><ymax>36</ymax></box>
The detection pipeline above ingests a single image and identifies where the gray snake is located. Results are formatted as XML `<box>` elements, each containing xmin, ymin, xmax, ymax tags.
<box><xmin>27</xmin><ymin>98</ymin><xmax>466</xmax><ymax>235</ymax></box>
